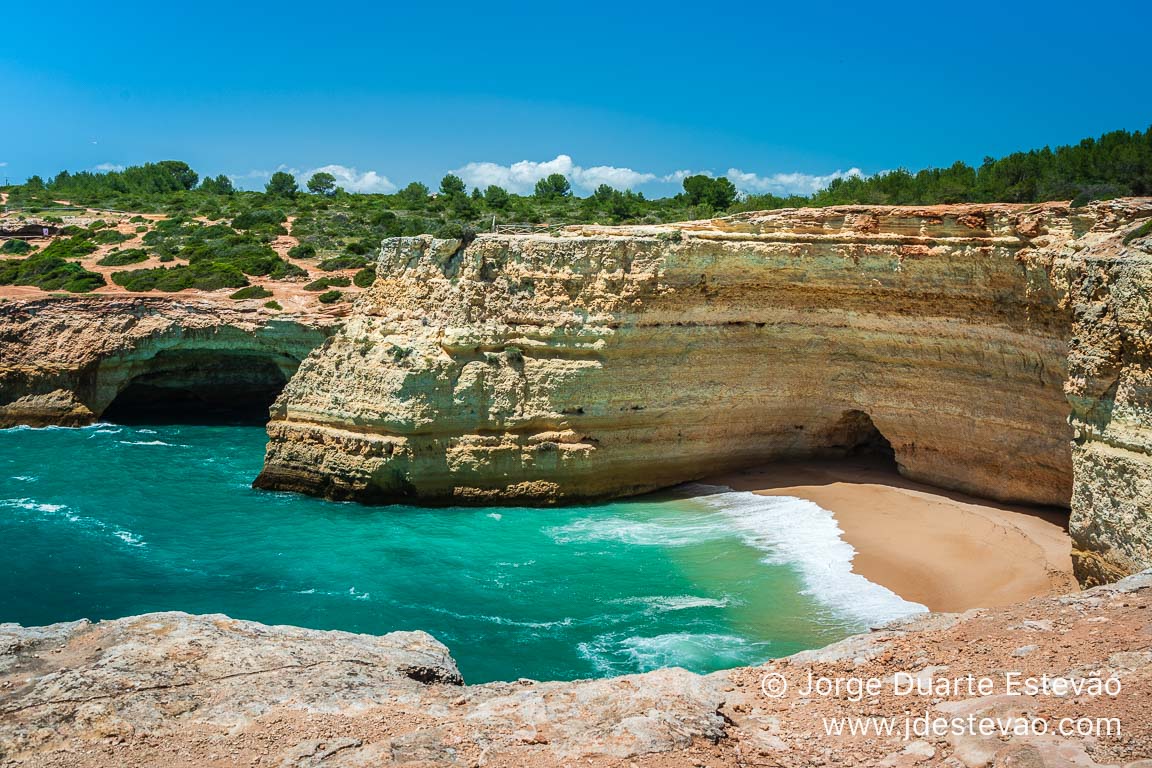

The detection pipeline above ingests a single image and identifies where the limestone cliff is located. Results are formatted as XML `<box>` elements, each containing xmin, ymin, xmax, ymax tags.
<box><xmin>0</xmin><ymin>297</ymin><xmax>335</xmax><ymax>427</ymax></box>
<box><xmin>257</xmin><ymin>202</ymin><xmax>1099</xmax><ymax>508</ymax></box>
<box><xmin>256</xmin><ymin>200</ymin><xmax>1152</xmax><ymax>580</ymax></box>
<box><xmin>1060</xmin><ymin>207</ymin><xmax>1152</xmax><ymax>584</ymax></box>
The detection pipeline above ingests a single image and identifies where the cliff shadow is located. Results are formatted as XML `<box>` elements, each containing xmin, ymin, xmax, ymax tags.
<box><xmin>674</xmin><ymin>408</ymin><xmax>1069</xmax><ymax>531</ymax></box>
<box><xmin>100</xmin><ymin>350</ymin><xmax>290</xmax><ymax>426</ymax></box>
<box><xmin>823</xmin><ymin>409</ymin><xmax>897</xmax><ymax>466</ymax></box>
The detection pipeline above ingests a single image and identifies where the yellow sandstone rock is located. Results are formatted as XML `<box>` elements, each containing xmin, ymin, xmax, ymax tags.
<box><xmin>255</xmin><ymin>199</ymin><xmax>1152</xmax><ymax>581</ymax></box>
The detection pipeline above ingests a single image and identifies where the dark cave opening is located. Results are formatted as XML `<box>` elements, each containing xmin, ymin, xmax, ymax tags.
<box><xmin>826</xmin><ymin>409</ymin><xmax>897</xmax><ymax>468</ymax></box>
<box><xmin>101</xmin><ymin>352</ymin><xmax>289</xmax><ymax>426</ymax></box>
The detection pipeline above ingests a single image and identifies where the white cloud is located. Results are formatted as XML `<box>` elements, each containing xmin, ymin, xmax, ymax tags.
<box><xmin>93</xmin><ymin>163</ymin><xmax>125</xmax><ymax>172</ymax></box>
<box><xmin>228</xmin><ymin>169</ymin><xmax>277</xmax><ymax>183</ymax></box>
<box><xmin>0</xmin><ymin>162</ymin><xmax>7</xmax><ymax>168</ymax></box>
<box><xmin>221</xmin><ymin>157</ymin><xmax>867</xmax><ymax>197</ymax></box>
<box><xmin>662</xmin><ymin>169</ymin><xmax>710</xmax><ymax>183</ymax></box>
<box><xmin>297</xmin><ymin>164</ymin><xmax>396</xmax><ymax>194</ymax></box>
<box><xmin>452</xmin><ymin>154</ymin><xmax>655</xmax><ymax>193</ymax></box>
<box><xmin>724</xmin><ymin>167</ymin><xmax>866</xmax><ymax>196</ymax></box>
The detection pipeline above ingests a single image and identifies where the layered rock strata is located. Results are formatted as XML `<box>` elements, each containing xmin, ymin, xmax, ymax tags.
<box><xmin>257</xmin><ymin>199</ymin><xmax>1152</xmax><ymax>580</ymax></box>
<box><xmin>2</xmin><ymin>572</ymin><xmax>1149</xmax><ymax>767</ymax></box>
<box><xmin>1061</xmin><ymin>206</ymin><xmax>1152</xmax><ymax>583</ymax></box>
<box><xmin>0</xmin><ymin>298</ymin><xmax>335</xmax><ymax>427</ymax></box>
<box><xmin>255</xmin><ymin>203</ymin><xmax>1093</xmax><ymax>508</ymax></box>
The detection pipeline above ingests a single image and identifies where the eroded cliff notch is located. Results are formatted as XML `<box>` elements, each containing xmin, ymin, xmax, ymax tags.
<box><xmin>101</xmin><ymin>349</ymin><xmax>291</xmax><ymax>425</ymax></box>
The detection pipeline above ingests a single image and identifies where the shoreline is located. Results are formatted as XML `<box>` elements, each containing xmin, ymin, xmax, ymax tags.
<box><xmin>708</xmin><ymin>459</ymin><xmax>1078</xmax><ymax>613</ymax></box>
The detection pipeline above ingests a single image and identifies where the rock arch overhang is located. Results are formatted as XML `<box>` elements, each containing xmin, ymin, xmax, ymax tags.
<box><xmin>99</xmin><ymin>348</ymin><xmax>293</xmax><ymax>424</ymax></box>
<box><xmin>0</xmin><ymin>298</ymin><xmax>334</xmax><ymax>429</ymax></box>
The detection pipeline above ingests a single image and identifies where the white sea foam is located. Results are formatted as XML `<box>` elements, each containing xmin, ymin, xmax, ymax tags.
<box><xmin>117</xmin><ymin>440</ymin><xmax>184</xmax><ymax>447</ymax></box>
<box><xmin>612</xmin><ymin>595</ymin><xmax>732</xmax><ymax>612</ymax></box>
<box><xmin>10</xmin><ymin>475</ymin><xmax>37</xmax><ymax>482</ymax></box>
<box><xmin>683</xmin><ymin>485</ymin><xmax>927</xmax><ymax>626</ymax></box>
<box><xmin>547</xmin><ymin>514</ymin><xmax>731</xmax><ymax>547</ymax></box>
<box><xmin>417</xmin><ymin>603</ymin><xmax>577</xmax><ymax>629</ymax></box>
<box><xmin>2</xmin><ymin>422</ymin><xmax>117</xmax><ymax>433</ymax></box>
<box><xmin>551</xmin><ymin>486</ymin><xmax>925</xmax><ymax>627</ymax></box>
<box><xmin>579</xmin><ymin>631</ymin><xmax>763</xmax><ymax>675</ymax></box>
<box><xmin>487</xmin><ymin>512</ymin><xmax>503</xmax><ymax>521</ymax></box>
<box><xmin>2</xmin><ymin>498</ymin><xmax>66</xmax><ymax>514</ymax></box>
<box><xmin>3</xmin><ymin>497</ymin><xmax>146</xmax><ymax>548</ymax></box>
<box><xmin>114</xmin><ymin>530</ymin><xmax>146</xmax><ymax>546</ymax></box>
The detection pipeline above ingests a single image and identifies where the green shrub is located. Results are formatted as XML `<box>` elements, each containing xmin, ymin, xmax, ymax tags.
<box><xmin>93</xmin><ymin>229</ymin><xmax>132</xmax><ymax>244</ymax></box>
<box><xmin>304</xmin><ymin>275</ymin><xmax>352</xmax><ymax>291</ymax></box>
<box><xmin>288</xmin><ymin>242</ymin><xmax>316</xmax><ymax>259</ymax></box>
<box><xmin>39</xmin><ymin>236</ymin><xmax>99</xmax><ymax>260</ymax></box>
<box><xmin>97</xmin><ymin>248</ymin><xmax>149</xmax><ymax>266</ymax></box>
<box><xmin>353</xmin><ymin>266</ymin><xmax>376</xmax><ymax>287</ymax></box>
<box><xmin>263</xmin><ymin>300</ymin><xmax>283</xmax><ymax>310</ymax></box>
<box><xmin>230</xmin><ymin>285</ymin><xmax>274</xmax><ymax>300</ymax></box>
<box><xmin>142</xmin><ymin>219</ymin><xmax>306</xmax><ymax>279</ymax></box>
<box><xmin>318</xmin><ymin>254</ymin><xmax>370</xmax><ymax>271</ymax></box>
<box><xmin>435</xmin><ymin>221</ymin><xmax>478</xmax><ymax>246</ymax></box>
<box><xmin>0</xmin><ymin>251</ymin><xmax>106</xmax><ymax>292</ymax></box>
<box><xmin>346</xmin><ymin>239</ymin><xmax>370</xmax><ymax>255</ymax></box>
<box><xmin>232</xmin><ymin>209</ymin><xmax>286</xmax><ymax>231</ymax></box>
<box><xmin>317</xmin><ymin>289</ymin><xmax>343</xmax><ymax>304</ymax></box>
<box><xmin>0</xmin><ymin>239</ymin><xmax>34</xmax><ymax>255</ymax></box>
<box><xmin>1123</xmin><ymin>220</ymin><xmax>1152</xmax><ymax>245</ymax></box>
<box><xmin>111</xmin><ymin>261</ymin><xmax>248</xmax><ymax>292</ymax></box>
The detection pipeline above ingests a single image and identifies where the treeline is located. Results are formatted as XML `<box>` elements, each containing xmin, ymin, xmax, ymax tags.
<box><xmin>802</xmin><ymin>127</ymin><xmax>1152</xmax><ymax>207</ymax></box>
<box><xmin>4</xmin><ymin>127</ymin><xmax>1151</xmax><ymax>230</ymax></box>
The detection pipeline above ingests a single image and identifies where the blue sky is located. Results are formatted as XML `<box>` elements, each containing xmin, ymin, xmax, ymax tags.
<box><xmin>2</xmin><ymin>0</ymin><xmax>1150</xmax><ymax>197</ymax></box>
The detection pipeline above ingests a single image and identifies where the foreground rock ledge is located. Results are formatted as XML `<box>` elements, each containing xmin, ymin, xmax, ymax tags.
<box><xmin>2</xmin><ymin>572</ymin><xmax>1149</xmax><ymax>767</ymax></box>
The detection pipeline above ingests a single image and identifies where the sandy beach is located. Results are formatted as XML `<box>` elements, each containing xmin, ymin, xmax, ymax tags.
<box><xmin>710</xmin><ymin>459</ymin><xmax>1078</xmax><ymax>612</ymax></box>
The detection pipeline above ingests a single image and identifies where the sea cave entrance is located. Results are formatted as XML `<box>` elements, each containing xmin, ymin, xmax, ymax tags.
<box><xmin>826</xmin><ymin>409</ymin><xmax>897</xmax><ymax>468</ymax></box>
<box><xmin>101</xmin><ymin>349</ymin><xmax>291</xmax><ymax>425</ymax></box>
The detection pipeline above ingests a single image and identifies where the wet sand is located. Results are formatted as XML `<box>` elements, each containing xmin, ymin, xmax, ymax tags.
<box><xmin>709</xmin><ymin>460</ymin><xmax>1078</xmax><ymax>612</ymax></box>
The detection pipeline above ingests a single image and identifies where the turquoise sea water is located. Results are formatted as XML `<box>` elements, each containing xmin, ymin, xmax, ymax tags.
<box><xmin>0</xmin><ymin>424</ymin><xmax>924</xmax><ymax>683</ymax></box>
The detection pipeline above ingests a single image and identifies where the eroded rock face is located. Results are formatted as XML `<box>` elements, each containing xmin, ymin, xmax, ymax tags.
<box><xmin>257</xmin><ymin>202</ymin><xmax>1095</xmax><ymax>508</ymax></box>
<box><xmin>0</xmin><ymin>298</ymin><xmax>335</xmax><ymax>427</ymax></box>
<box><xmin>256</xmin><ymin>199</ymin><xmax>1152</xmax><ymax>580</ymax></box>
<box><xmin>2</xmin><ymin>574</ymin><xmax>1149</xmax><ymax>767</ymax></box>
<box><xmin>1060</xmin><ymin>204</ymin><xmax>1152</xmax><ymax>583</ymax></box>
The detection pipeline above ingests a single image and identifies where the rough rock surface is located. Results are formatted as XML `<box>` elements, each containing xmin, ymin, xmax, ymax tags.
<box><xmin>258</xmin><ymin>203</ymin><xmax>1081</xmax><ymax>507</ymax></box>
<box><xmin>2</xmin><ymin>573</ymin><xmax>1149</xmax><ymax>767</ymax></box>
<box><xmin>1061</xmin><ymin>209</ymin><xmax>1152</xmax><ymax>584</ymax></box>
<box><xmin>256</xmin><ymin>200</ymin><xmax>1152</xmax><ymax>579</ymax></box>
<box><xmin>0</xmin><ymin>298</ymin><xmax>335</xmax><ymax>427</ymax></box>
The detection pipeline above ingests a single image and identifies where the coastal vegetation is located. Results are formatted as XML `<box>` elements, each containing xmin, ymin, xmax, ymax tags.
<box><xmin>101</xmin><ymin>217</ymin><xmax>305</xmax><ymax>293</ymax></box>
<box><xmin>3</xmin><ymin>128</ymin><xmax>1147</xmax><ymax>234</ymax></box>
<box><xmin>0</xmin><ymin>126</ymin><xmax>1148</xmax><ymax>294</ymax></box>
<box><xmin>96</xmin><ymin>248</ymin><xmax>149</xmax><ymax>266</ymax></box>
<box><xmin>0</xmin><ymin>240</ymin><xmax>34</xmax><ymax>255</ymax></box>
<box><xmin>230</xmin><ymin>285</ymin><xmax>274</xmax><ymax>300</ymax></box>
<box><xmin>0</xmin><ymin>249</ymin><xmax>105</xmax><ymax>292</ymax></box>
